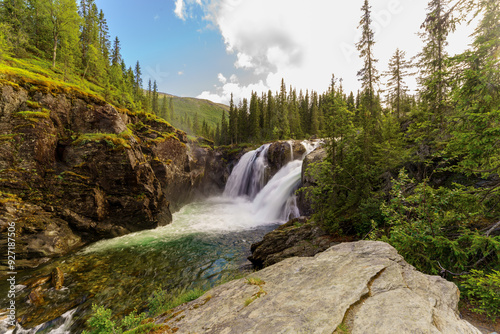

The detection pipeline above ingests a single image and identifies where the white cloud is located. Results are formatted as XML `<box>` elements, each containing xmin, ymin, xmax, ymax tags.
<box><xmin>235</xmin><ymin>52</ymin><xmax>253</xmax><ymax>69</ymax></box>
<box><xmin>178</xmin><ymin>71</ymin><xmax>184</xmax><ymax>76</ymax></box>
<box><xmin>182</xmin><ymin>0</ymin><xmax>475</xmax><ymax>104</ymax></box>
<box><xmin>217</xmin><ymin>73</ymin><xmax>227</xmax><ymax>84</ymax></box>
<box><xmin>198</xmin><ymin>79</ymin><xmax>268</xmax><ymax>105</ymax></box>
<box><xmin>174</xmin><ymin>0</ymin><xmax>185</xmax><ymax>20</ymax></box>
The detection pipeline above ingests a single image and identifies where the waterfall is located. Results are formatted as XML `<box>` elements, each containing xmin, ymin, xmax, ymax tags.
<box><xmin>1</xmin><ymin>308</ymin><xmax>76</xmax><ymax>334</ymax></box>
<box><xmin>223</xmin><ymin>144</ymin><xmax>270</xmax><ymax>199</ymax></box>
<box><xmin>252</xmin><ymin>159</ymin><xmax>303</xmax><ymax>222</ymax></box>
<box><xmin>224</xmin><ymin>140</ymin><xmax>321</xmax><ymax>223</ymax></box>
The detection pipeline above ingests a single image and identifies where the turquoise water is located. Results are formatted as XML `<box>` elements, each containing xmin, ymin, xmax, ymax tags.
<box><xmin>1</xmin><ymin>197</ymin><xmax>280</xmax><ymax>333</ymax></box>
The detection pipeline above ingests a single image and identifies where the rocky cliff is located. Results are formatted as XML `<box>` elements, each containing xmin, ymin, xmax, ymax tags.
<box><xmin>158</xmin><ymin>241</ymin><xmax>481</xmax><ymax>334</ymax></box>
<box><xmin>0</xmin><ymin>82</ymin><xmax>230</xmax><ymax>270</ymax></box>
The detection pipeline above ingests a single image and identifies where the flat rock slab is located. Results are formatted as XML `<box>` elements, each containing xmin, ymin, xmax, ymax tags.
<box><xmin>161</xmin><ymin>241</ymin><xmax>481</xmax><ymax>334</ymax></box>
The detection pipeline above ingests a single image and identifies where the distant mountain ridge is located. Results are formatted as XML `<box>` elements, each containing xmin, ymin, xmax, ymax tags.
<box><xmin>158</xmin><ymin>92</ymin><xmax>229</xmax><ymax>131</ymax></box>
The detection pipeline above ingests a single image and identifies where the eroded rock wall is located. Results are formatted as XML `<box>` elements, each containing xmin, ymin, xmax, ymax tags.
<box><xmin>0</xmin><ymin>83</ymin><xmax>226</xmax><ymax>270</ymax></box>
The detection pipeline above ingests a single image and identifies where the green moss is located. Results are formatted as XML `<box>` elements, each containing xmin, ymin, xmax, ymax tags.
<box><xmin>26</xmin><ymin>100</ymin><xmax>41</xmax><ymax>109</ymax></box>
<box><xmin>73</xmin><ymin>130</ymin><xmax>134</xmax><ymax>150</ymax></box>
<box><xmin>14</xmin><ymin>110</ymin><xmax>50</xmax><ymax>123</ymax></box>
<box><xmin>60</xmin><ymin>171</ymin><xmax>90</xmax><ymax>181</ymax></box>
<box><xmin>0</xmin><ymin>133</ymin><xmax>17</xmax><ymax>141</ymax></box>
<box><xmin>0</xmin><ymin>191</ymin><xmax>21</xmax><ymax>204</ymax></box>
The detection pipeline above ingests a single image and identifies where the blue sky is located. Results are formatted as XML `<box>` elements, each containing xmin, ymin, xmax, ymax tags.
<box><xmin>96</xmin><ymin>0</ymin><xmax>475</xmax><ymax>105</ymax></box>
<box><xmin>95</xmin><ymin>0</ymin><xmax>239</xmax><ymax>98</ymax></box>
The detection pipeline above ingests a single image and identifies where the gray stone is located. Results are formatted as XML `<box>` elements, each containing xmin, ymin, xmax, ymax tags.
<box><xmin>161</xmin><ymin>241</ymin><xmax>481</xmax><ymax>334</ymax></box>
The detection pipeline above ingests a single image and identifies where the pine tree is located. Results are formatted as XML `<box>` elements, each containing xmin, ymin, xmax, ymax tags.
<box><xmin>133</xmin><ymin>61</ymin><xmax>143</xmax><ymax>106</ymax></box>
<box><xmin>356</xmin><ymin>0</ymin><xmax>382</xmax><ymax>141</ymax></box>
<box><xmin>228</xmin><ymin>94</ymin><xmax>238</xmax><ymax>144</ymax></box>
<box><xmin>288</xmin><ymin>88</ymin><xmax>302</xmax><ymax>138</ymax></box>
<box><xmin>152</xmin><ymin>80</ymin><xmax>159</xmax><ymax>114</ymax></box>
<box><xmin>447</xmin><ymin>0</ymin><xmax>500</xmax><ymax>181</ymax></box>
<box><xmin>384</xmin><ymin>48</ymin><xmax>411</xmax><ymax>118</ymax></box>
<box><xmin>276</xmin><ymin>78</ymin><xmax>290</xmax><ymax>139</ymax></box>
<box><xmin>266</xmin><ymin>90</ymin><xmax>277</xmax><ymax>139</ymax></box>
<box><xmin>237</xmin><ymin>99</ymin><xmax>248</xmax><ymax>143</ymax></box>
<box><xmin>80</xmin><ymin>0</ymin><xmax>102</xmax><ymax>79</ymax></box>
<box><xmin>416</xmin><ymin>0</ymin><xmax>454</xmax><ymax>127</ymax></box>
<box><xmin>356</xmin><ymin>0</ymin><xmax>380</xmax><ymax>100</ymax></box>
<box><xmin>310</xmin><ymin>92</ymin><xmax>319</xmax><ymax>136</ymax></box>
<box><xmin>248</xmin><ymin>92</ymin><xmax>260</xmax><ymax>142</ymax></box>
<box><xmin>111</xmin><ymin>36</ymin><xmax>121</xmax><ymax>66</ymax></box>
<box><xmin>98</xmin><ymin>9</ymin><xmax>110</xmax><ymax>69</ymax></box>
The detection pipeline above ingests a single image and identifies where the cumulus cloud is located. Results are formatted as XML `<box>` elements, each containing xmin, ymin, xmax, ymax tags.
<box><xmin>174</xmin><ymin>0</ymin><xmax>185</xmax><ymax>20</ymax></box>
<box><xmin>177</xmin><ymin>0</ymin><xmax>472</xmax><ymax>104</ymax></box>
<box><xmin>217</xmin><ymin>73</ymin><xmax>227</xmax><ymax>84</ymax></box>
<box><xmin>198</xmin><ymin>76</ymin><xmax>268</xmax><ymax>104</ymax></box>
<box><xmin>185</xmin><ymin>0</ymin><xmax>357</xmax><ymax>104</ymax></box>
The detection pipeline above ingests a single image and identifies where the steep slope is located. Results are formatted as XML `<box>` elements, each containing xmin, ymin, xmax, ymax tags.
<box><xmin>0</xmin><ymin>77</ymin><xmax>230</xmax><ymax>271</ymax></box>
<box><xmin>158</xmin><ymin>92</ymin><xmax>229</xmax><ymax>130</ymax></box>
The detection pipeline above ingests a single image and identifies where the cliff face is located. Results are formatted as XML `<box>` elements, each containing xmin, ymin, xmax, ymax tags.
<box><xmin>0</xmin><ymin>83</ymin><xmax>226</xmax><ymax>270</ymax></box>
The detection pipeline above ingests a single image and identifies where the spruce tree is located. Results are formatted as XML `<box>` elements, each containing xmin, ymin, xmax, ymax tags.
<box><xmin>416</xmin><ymin>0</ymin><xmax>454</xmax><ymax>127</ymax></box>
<box><xmin>152</xmin><ymin>80</ymin><xmax>159</xmax><ymax>114</ymax></box>
<box><xmin>384</xmin><ymin>48</ymin><xmax>411</xmax><ymax>118</ymax></box>
<box><xmin>228</xmin><ymin>94</ymin><xmax>238</xmax><ymax>144</ymax></box>
<box><xmin>447</xmin><ymin>0</ymin><xmax>500</xmax><ymax>181</ymax></box>
<box><xmin>356</xmin><ymin>0</ymin><xmax>380</xmax><ymax>103</ymax></box>
<box><xmin>248</xmin><ymin>92</ymin><xmax>260</xmax><ymax>142</ymax></box>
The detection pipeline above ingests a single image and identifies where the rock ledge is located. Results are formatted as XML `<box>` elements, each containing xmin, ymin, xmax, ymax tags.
<box><xmin>161</xmin><ymin>241</ymin><xmax>480</xmax><ymax>334</ymax></box>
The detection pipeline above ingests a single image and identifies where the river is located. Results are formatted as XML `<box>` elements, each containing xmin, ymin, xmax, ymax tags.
<box><xmin>0</xmin><ymin>141</ymin><xmax>319</xmax><ymax>333</ymax></box>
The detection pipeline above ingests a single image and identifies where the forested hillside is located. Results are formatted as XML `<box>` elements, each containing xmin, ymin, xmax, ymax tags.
<box><xmin>0</xmin><ymin>0</ymin><xmax>225</xmax><ymax>139</ymax></box>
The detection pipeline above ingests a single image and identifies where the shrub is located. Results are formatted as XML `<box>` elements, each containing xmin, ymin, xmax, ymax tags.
<box><xmin>380</xmin><ymin>169</ymin><xmax>500</xmax><ymax>275</ymax></box>
<box><xmin>84</xmin><ymin>304</ymin><xmax>118</xmax><ymax>334</ymax></box>
<box><xmin>461</xmin><ymin>269</ymin><xmax>500</xmax><ymax>319</ymax></box>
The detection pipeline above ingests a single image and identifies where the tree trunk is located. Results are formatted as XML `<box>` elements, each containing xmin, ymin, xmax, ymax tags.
<box><xmin>52</xmin><ymin>33</ymin><xmax>58</xmax><ymax>69</ymax></box>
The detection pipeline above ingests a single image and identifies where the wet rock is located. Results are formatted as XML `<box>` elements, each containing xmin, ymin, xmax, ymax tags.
<box><xmin>162</xmin><ymin>241</ymin><xmax>481</xmax><ymax>334</ymax></box>
<box><xmin>51</xmin><ymin>267</ymin><xmax>64</xmax><ymax>290</ymax></box>
<box><xmin>267</xmin><ymin>140</ymin><xmax>305</xmax><ymax>177</ymax></box>
<box><xmin>248</xmin><ymin>217</ymin><xmax>337</xmax><ymax>268</ymax></box>
<box><xmin>28</xmin><ymin>287</ymin><xmax>44</xmax><ymax>306</ymax></box>
<box><xmin>297</xmin><ymin>146</ymin><xmax>327</xmax><ymax>216</ymax></box>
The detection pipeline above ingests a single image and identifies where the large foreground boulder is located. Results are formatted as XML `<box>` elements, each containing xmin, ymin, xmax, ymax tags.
<box><xmin>160</xmin><ymin>241</ymin><xmax>480</xmax><ymax>334</ymax></box>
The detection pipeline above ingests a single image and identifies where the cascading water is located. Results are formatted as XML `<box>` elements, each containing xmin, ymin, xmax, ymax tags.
<box><xmin>1</xmin><ymin>140</ymin><xmax>321</xmax><ymax>334</ymax></box>
<box><xmin>223</xmin><ymin>144</ymin><xmax>270</xmax><ymax>199</ymax></box>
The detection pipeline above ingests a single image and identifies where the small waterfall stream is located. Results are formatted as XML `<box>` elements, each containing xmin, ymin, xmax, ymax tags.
<box><xmin>1</xmin><ymin>140</ymin><xmax>320</xmax><ymax>334</ymax></box>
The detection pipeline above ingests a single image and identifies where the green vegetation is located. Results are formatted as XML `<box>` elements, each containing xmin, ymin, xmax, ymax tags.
<box><xmin>147</xmin><ymin>287</ymin><xmax>206</xmax><ymax>316</ymax></box>
<box><xmin>83</xmin><ymin>305</ymin><xmax>152</xmax><ymax>334</ymax></box>
<box><xmin>72</xmin><ymin>131</ymin><xmax>135</xmax><ymax>149</ymax></box>
<box><xmin>297</xmin><ymin>0</ymin><xmax>500</xmax><ymax>319</ymax></box>
<box><xmin>461</xmin><ymin>270</ymin><xmax>500</xmax><ymax>319</ymax></box>
<box><xmin>84</xmin><ymin>287</ymin><xmax>206</xmax><ymax>333</ymax></box>
<box><xmin>244</xmin><ymin>277</ymin><xmax>266</xmax><ymax>306</ymax></box>
<box><xmin>14</xmin><ymin>110</ymin><xmax>50</xmax><ymax>122</ymax></box>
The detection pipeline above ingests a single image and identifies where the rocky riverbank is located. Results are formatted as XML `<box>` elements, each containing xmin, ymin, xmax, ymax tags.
<box><xmin>0</xmin><ymin>81</ymin><xmax>239</xmax><ymax>271</ymax></box>
<box><xmin>158</xmin><ymin>241</ymin><xmax>482</xmax><ymax>334</ymax></box>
